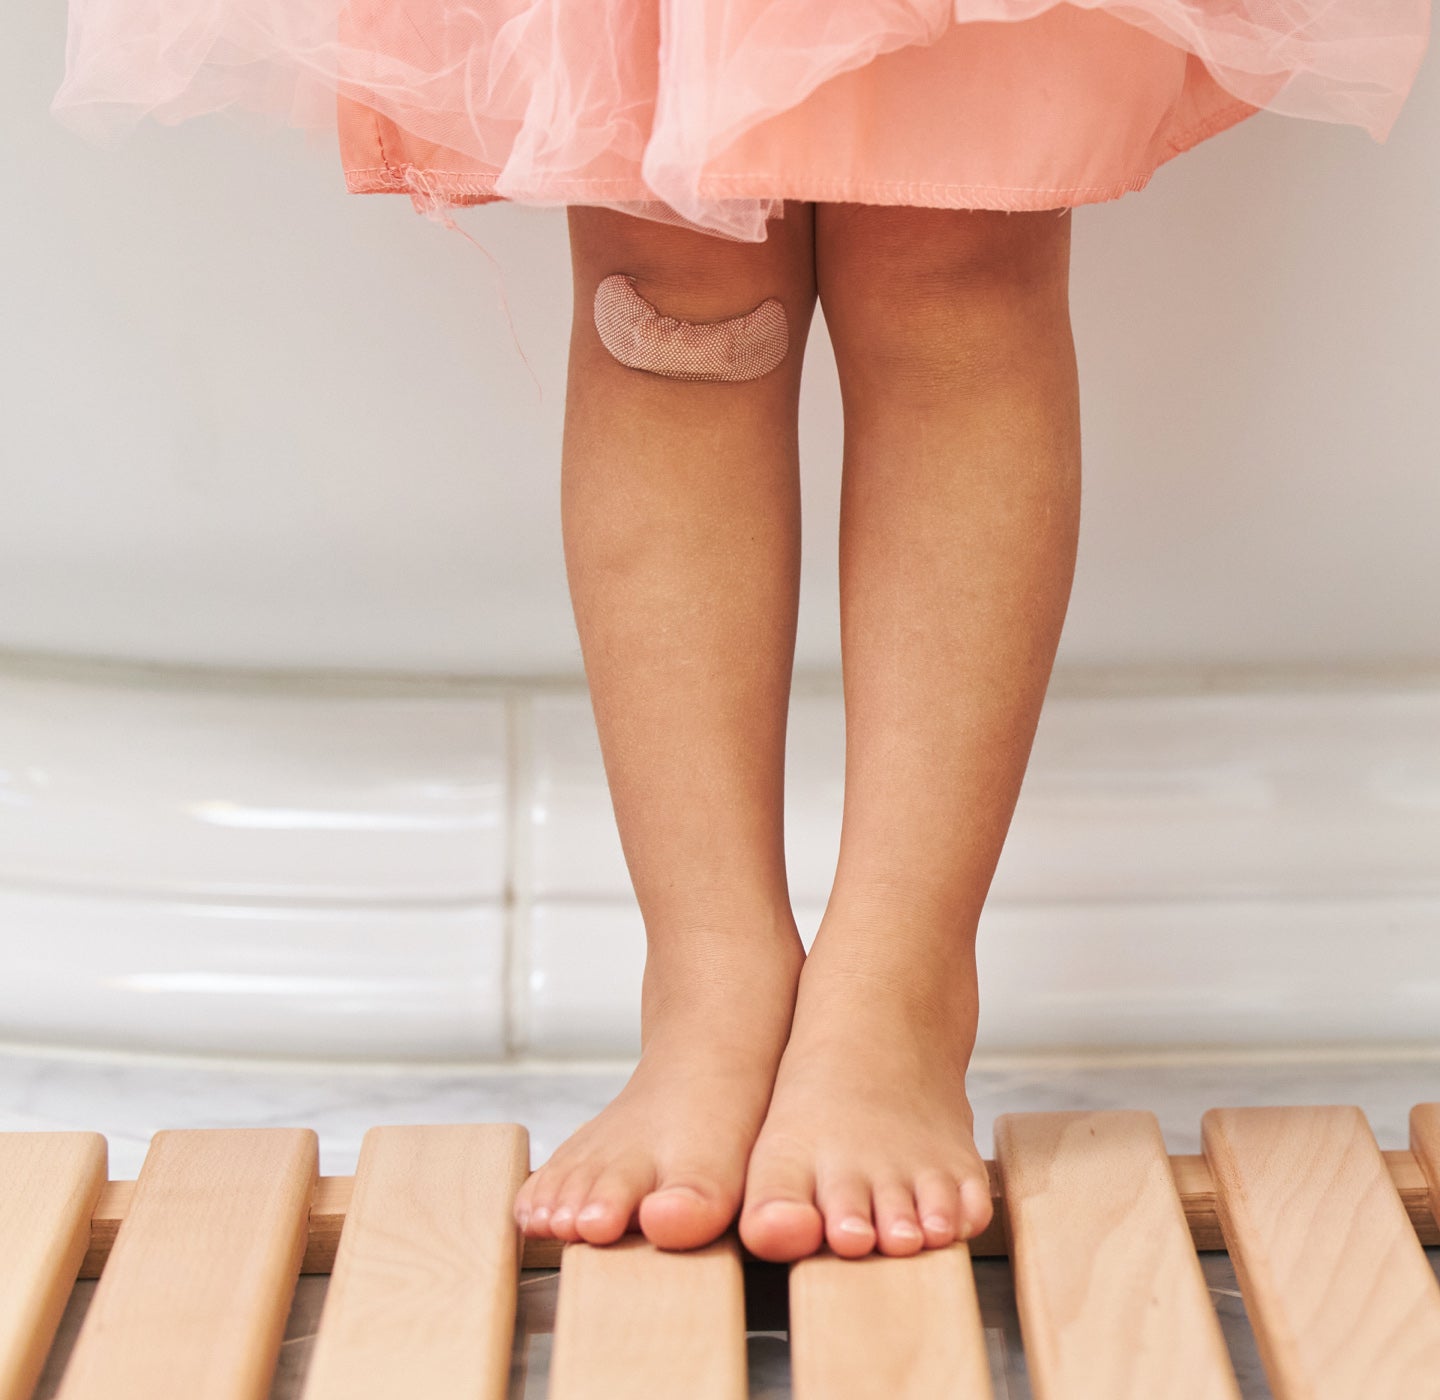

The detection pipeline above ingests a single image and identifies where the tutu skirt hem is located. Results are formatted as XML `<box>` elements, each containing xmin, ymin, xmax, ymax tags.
<box><xmin>344</xmin><ymin>95</ymin><xmax>1262</xmax><ymax>218</ymax></box>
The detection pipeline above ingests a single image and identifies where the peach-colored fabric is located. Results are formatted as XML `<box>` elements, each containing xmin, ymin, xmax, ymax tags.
<box><xmin>53</xmin><ymin>0</ymin><xmax>1431</xmax><ymax>241</ymax></box>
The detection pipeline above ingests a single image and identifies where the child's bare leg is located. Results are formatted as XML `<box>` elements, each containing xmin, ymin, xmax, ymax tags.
<box><xmin>740</xmin><ymin>204</ymin><xmax>1082</xmax><ymax>1261</ymax></box>
<box><xmin>512</xmin><ymin>203</ymin><xmax>818</xmax><ymax>1251</ymax></box>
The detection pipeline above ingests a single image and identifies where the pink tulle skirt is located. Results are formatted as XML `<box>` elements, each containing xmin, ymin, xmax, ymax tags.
<box><xmin>52</xmin><ymin>0</ymin><xmax>1432</xmax><ymax>242</ymax></box>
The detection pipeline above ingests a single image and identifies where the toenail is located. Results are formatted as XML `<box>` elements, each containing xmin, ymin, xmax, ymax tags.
<box><xmin>531</xmin><ymin>1205</ymin><xmax>550</xmax><ymax>1225</ymax></box>
<box><xmin>757</xmin><ymin>1199</ymin><xmax>810</xmax><ymax>1216</ymax></box>
<box><xmin>890</xmin><ymin>1221</ymin><xmax>923</xmax><ymax>1241</ymax></box>
<box><xmin>577</xmin><ymin>1203</ymin><xmax>607</xmax><ymax>1224</ymax></box>
<box><xmin>837</xmin><ymin>1216</ymin><xmax>873</xmax><ymax>1236</ymax></box>
<box><xmin>551</xmin><ymin>1206</ymin><xmax>574</xmax><ymax>1227</ymax></box>
<box><xmin>922</xmin><ymin>1214</ymin><xmax>951</xmax><ymax>1235</ymax></box>
<box><xmin>516</xmin><ymin>1207</ymin><xmax>530</xmax><ymax>1228</ymax></box>
<box><xmin>653</xmin><ymin>1185</ymin><xmax>707</xmax><ymax>1204</ymax></box>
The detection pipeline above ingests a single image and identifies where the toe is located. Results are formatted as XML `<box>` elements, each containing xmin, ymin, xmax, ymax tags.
<box><xmin>513</xmin><ymin>1174</ymin><xmax>538</xmax><ymax>1232</ymax></box>
<box><xmin>640</xmin><ymin>1170</ymin><xmax>739</xmax><ymax>1252</ymax></box>
<box><xmin>526</xmin><ymin>1198</ymin><xmax>555</xmax><ymax>1239</ymax></box>
<box><xmin>740</xmin><ymin>1149</ymin><xmax>824</xmax><ymax>1263</ymax></box>
<box><xmin>914</xmin><ymin>1170</ymin><xmax>960</xmax><ymax>1249</ymax></box>
<box><xmin>521</xmin><ymin>1169</ymin><xmax>558</xmax><ymax>1238</ymax></box>
<box><xmin>522</xmin><ymin>1165</ymin><xmax>570</xmax><ymax>1240</ymax></box>
<box><xmin>958</xmin><ymin>1167</ymin><xmax>994</xmax><ymax>1240</ymax></box>
<box><xmin>545</xmin><ymin>1169</ymin><xmax>599</xmax><ymax>1243</ymax></box>
<box><xmin>817</xmin><ymin>1175</ymin><xmax>877</xmax><ymax>1259</ymax></box>
<box><xmin>872</xmin><ymin>1181</ymin><xmax>925</xmax><ymax>1257</ymax></box>
<box><xmin>576</xmin><ymin>1159</ymin><xmax>653</xmax><ymax>1245</ymax></box>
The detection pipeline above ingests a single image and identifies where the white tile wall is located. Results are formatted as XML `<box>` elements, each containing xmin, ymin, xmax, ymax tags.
<box><xmin>995</xmin><ymin>687</ymin><xmax>1440</xmax><ymax>902</ymax></box>
<box><xmin>974</xmin><ymin>897</ymin><xmax>1440</xmax><ymax>1051</ymax></box>
<box><xmin>0</xmin><ymin>890</ymin><xmax>509</xmax><ymax>1059</ymax></box>
<box><xmin>524</xmin><ymin>902</ymin><xmax>645</xmax><ymax>1059</ymax></box>
<box><xmin>0</xmin><ymin>668</ymin><xmax>509</xmax><ymax>899</ymax></box>
<box><xmin>3</xmin><ymin>660</ymin><xmax>1439</xmax><ymax>1060</ymax></box>
<box><xmin>0</xmin><ymin>665</ymin><xmax>511</xmax><ymax>1059</ymax></box>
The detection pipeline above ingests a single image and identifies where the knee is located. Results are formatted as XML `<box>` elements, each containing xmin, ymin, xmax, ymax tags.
<box><xmin>821</xmin><ymin>205</ymin><xmax>1070</xmax><ymax>304</ymax></box>
<box><xmin>568</xmin><ymin>205</ymin><xmax>816</xmax><ymax>384</ymax></box>
<box><xmin>817</xmin><ymin>206</ymin><xmax>1072</xmax><ymax>383</ymax></box>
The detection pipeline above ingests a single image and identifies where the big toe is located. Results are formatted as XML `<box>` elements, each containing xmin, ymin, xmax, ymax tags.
<box><xmin>739</xmin><ymin>1152</ymin><xmax>823</xmax><ymax>1262</ymax></box>
<box><xmin>638</xmin><ymin>1173</ymin><xmax>739</xmax><ymax>1252</ymax></box>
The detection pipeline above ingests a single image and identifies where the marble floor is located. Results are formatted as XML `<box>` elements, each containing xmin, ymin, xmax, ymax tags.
<box><xmin>8</xmin><ymin>1043</ymin><xmax>1439</xmax><ymax>1399</ymax></box>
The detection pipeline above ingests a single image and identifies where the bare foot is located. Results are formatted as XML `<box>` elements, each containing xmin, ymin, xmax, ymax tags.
<box><xmin>514</xmin><ymin>925</ymin><xmax>804</xmax><ymax>1251</ymax></box>
<box><xmin>738</xmin><ymin>915</ymin><xmax>993</xmax><ymax>1261</ymax></box>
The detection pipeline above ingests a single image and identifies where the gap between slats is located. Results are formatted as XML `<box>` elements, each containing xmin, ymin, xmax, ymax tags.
<box><xmin>77</xmin><ymin>1147</ymin><xmax>1439</xmax><ymax>1277</ymax></box>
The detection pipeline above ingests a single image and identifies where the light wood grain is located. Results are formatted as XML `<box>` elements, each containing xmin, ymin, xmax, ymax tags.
<box><xmin>0</xmin><ymin>1133</ymin><xmax>108</xmax><ymax>1400</ymax></box>
<box><xmin>790</xmin><ymin>1243</ymin><xmax>992</xmax><ymax>1399</ymax></box>
<box><xmin>548</xmin><ymin>1235</ymin><xmax>747</xmax><ymax>1400</ymax></box>
<box><xmin>1411</xmin><ymin>1103</ymin><xmax>1440</xmax><ymax>1229</ymax></box>
<box><xmin>300</xmin><ymin>1124</ymin><xmax>527</xmax><ymax>1400</ymax></box>
<box><xmin>996</xmin><ymin>1110</ymin><xmax>1240</xmax><ymax>1400</ymax></box>
<box><xmin>1203</xmin><ymin>1105</ymin><xmax>1440</xmax><ymax>1400</ymax></box>
<box><xmin>56</xmin><ymin>1128</ymin><xmax>316</xmax><ymax>1400</ymax></box>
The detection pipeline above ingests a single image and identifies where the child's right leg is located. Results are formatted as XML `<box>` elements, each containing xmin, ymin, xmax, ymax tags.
<box><xmin>512</xmin><ymin>202</ymin><xmax>819</xmax><ymax>1251</ymax></box>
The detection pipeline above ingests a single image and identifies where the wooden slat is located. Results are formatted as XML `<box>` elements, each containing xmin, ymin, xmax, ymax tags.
<box><xmin>996</xmin><ymin>1110</ymin><xmax>1240</xmax><ymax>1400</ymax></box>
<box><xmin>300</xmin><ymin>1124</ymin><xmax>527</xmax><ymax>1400</ymax></box>
<box><xmin>56</xmin><ymin>1128</ymin><xmax>316</xmax><ymax>1400</ymax></box>
<box><xmin>77</xmin><ymin>1148</ymin><xmax>1438</xmax><ymax>1278</ymax></box>
<box><xmin>548</xmin><ymin>1236</ymin><xmax>747</xmax><ymax>1400</ymax></box>
<box><xmin>790</xmin><ymin>1243</ymin><xmax>992</xmax><ymax>1399</ymax></box>
<box><xmin>1411</xmin><ymin>1103</ymin><xmax>1440</xmax><ymax>1228</ymax></box>
<box><xmin>0</xmin><ymin>1133</ymin><xmax>108</xmax><ymax>1400</ymax></box>
<box><xmin>1203</xmin><ymin>1105</ymin><xmax>1440</xmax><ymax>1400</ymax></box>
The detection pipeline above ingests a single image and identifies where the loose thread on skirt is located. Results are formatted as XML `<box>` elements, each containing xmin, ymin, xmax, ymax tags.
<box><xmin>400</xmin><ymin>166</ymin><xmax>545</xmax><ymax>406</ymax></box>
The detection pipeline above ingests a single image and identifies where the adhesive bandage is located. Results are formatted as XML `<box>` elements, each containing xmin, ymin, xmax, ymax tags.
<box><xmin>593</xmin><ymin>273</ymin><xmax>789</xmax><ymax>382</ymax></box>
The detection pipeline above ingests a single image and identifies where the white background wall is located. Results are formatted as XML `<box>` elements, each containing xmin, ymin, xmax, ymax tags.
<box><xmin>4</xmin><ymin>5</ymin><xmax>1437</xmax><ymax>676</ymax></box>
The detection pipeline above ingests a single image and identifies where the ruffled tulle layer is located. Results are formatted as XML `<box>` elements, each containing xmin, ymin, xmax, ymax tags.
<box><xmin>52</xmin><ymin>0</ymin><xmax>1431</xmax><ymax>241</ymax></box>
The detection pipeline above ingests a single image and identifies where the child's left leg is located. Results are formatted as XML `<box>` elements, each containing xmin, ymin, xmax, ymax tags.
<box><xmin>741</xmin><ymin>203</ymin><xmax>1083</xmax><ymax>1261</ymax></box>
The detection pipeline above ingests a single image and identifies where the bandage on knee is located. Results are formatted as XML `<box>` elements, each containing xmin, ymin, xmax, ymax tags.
<box><xmin>593</xmin><ymin>273</ymin><xmax>788</xmax><ymax>382</ymax></box>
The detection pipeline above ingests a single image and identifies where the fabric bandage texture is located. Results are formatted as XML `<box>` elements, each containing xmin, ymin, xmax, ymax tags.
<box><xmin>593</xmin><ymin>274</ymin><xmax>789</xmax><ymax>382</ymax></box>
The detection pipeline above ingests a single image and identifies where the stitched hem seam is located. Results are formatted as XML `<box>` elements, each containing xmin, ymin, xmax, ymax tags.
<box><xmin>344</xmin><ymin>97</ymin><xmax>1260</xmax><ymax>210</ymax></box>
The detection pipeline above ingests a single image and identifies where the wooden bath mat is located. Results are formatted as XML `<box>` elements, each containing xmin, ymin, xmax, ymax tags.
<box><xmin>3</xmin><ymin>1105</ymin><xmax>1440</xmax><ymax>1399</ymax></box>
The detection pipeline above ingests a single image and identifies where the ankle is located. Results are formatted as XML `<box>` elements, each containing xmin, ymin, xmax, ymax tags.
<box><xmin>809</xmin><ymin>891</ymin><xmax>979</xmax><ymax>983</ymax></box>
<box><xmin>639</xmin><ymin>920</ymin><xmax>804</xmax><ymax>1030</ymax></box>
<box><xmin>642</xmin><ymin>903</ymin><xmax>803</xmax><ymax>975</ymax></box>
<box><xmin>800</xmin><ymin>920</ymin><xmax>979</xmax><ymax>1037</ymax></box>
